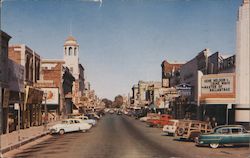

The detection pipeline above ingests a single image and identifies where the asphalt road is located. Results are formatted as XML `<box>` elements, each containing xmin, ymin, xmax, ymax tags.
<box><xmin>5</xmin><ymin>114</ymin><xmax>250</xmax><ymax>158</ymax></box>
<box><xmin>7</xmin><ymin>114</ymin><xmax>180</xmax><ymax>158</ymax></box>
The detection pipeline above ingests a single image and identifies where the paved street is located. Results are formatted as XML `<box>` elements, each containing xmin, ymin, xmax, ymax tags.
<box><xmin>4</xmin><ymin>114</ymin><xmax>250</xmax><ymax>158</ymax></box>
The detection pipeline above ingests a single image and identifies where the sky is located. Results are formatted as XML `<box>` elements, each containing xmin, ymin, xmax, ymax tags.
<box><xmin>1</xmin><ymin>0</ymin><xmax>242</xmax><ymax>100</ymax></box>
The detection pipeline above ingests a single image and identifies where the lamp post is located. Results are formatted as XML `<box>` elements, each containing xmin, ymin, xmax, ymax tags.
<box><xmin>43</xmin><ymin>92</ymin><xmax>48</xmax><ymax>130</ymax></box>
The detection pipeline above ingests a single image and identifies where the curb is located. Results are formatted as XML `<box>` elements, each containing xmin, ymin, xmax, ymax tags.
<box><xmin>1</xmin><ymin>131</ymin><xmax>49</xmax><ymax>154</ymax></box>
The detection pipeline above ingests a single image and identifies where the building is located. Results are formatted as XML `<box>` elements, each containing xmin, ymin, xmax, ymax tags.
<box><xmin>7</xmin><ymin>59</ymin><xmax>24</xmax><ymax>132</ymax></box>
<box><xmin>161</xmin><ymin>60</ymin><xmax>184</xmax><ymax>88</ymax></box>
<box><xmin>35</xmin><ymin>59</ymin><xmax>75</xmax><ymax>118</ymax></box>
<box><xmin>8</xmin><ymin>44</ymin><xmax>43</xmax><ymax>129</ymax></box>
<box><xmin>63</xmin><ymin>36</ymin><xmax>85</xmax><ymax>108</ymax></box>
<box><xmin>236</xmin><ymin>0</ymin><xmax>250</xmax><ymax>126</ymax></box>
<box><xmin>0</xmin><ymin>31</ymin><xmax>11</xmax><ymax>134</ymax></box>
<box><xmin>176</xmin><ymin>49</ymin><xmax>236</xmax><ymax>120</ymax></box>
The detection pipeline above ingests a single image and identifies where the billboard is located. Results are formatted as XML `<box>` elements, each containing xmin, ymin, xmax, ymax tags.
<box><xmin>200</xmin><ymin>73</ymin><xmax>235</xmax><ymax>99</ymax></box>
<box><xmin>41</xmin><ymin>88</ymin><xmax>59</xmax><ymax>105</ymax></box>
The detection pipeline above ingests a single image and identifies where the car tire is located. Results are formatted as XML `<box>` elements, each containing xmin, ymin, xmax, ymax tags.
<box><xmin>209</xmin><ymin>143</ymin><xmax>219</xmax><ymax>149</ymax></box>
<box><xmin>177</xmin><ymin>127</ymin><xmax>185</xmax><ymax>136</ymax></box>
<box><xmin>59</xmin><ymin>129</ymin><xmax>65</xmax><ymax>135</ymax></box>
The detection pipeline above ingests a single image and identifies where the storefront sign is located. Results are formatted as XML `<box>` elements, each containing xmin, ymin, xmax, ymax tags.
<box><xmin>201</xmin><ymin>76</ymin><xmax>234</xmax><ymax>94</ymax></box>
<box><xmin>200</xmin><ymin>73</ymin><xmax>235</xmax><ymax>100</ymax></box>
<box><xmin>176</xmin><ymin>84</ymin><xmax>192</xmax><ymax>97</ymax></box>
<box><xmin>24</xmin><ymin>86</ymin><xmax>44</xmax><ymax>110</ymax></box>
<box><xmin>41</xmin><ymin>88</ymin><xmax>59</xmax><ymax>105</ymax></box>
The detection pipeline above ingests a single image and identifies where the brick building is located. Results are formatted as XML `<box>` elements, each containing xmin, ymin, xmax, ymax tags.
<box><xmin>35</xmin><ymin>59</ymin><xmax>75</xmax><ymax>117</ymax></box>
<box><xmin>8</xmin><ymin>44</ymin><xmax>43</xmax><ymax>129</ymax></box>
<box><xmin>161</xmin><ymin>60</ymin><xmax>184</xmax><ymax>88</ymax></box>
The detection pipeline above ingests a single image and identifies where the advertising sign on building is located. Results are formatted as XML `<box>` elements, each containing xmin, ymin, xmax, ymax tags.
<box><xmin>200</xmin><ymin>73</ymin><xmax>235</xmax><ymax>99</ymax></box>
<box><xmin>176</xmin><ymin>83</ymin><xmax>192</xmax><ymax>97</ymax></box>
<box><xmin>41</xmin><ymin>88</ymin><xmax>59</xmax><ymax>105</ymax></box>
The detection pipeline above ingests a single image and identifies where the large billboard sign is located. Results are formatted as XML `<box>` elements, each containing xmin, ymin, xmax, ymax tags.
<box><xmin>41</xmin><ymin>88</ymin><xmax>59</xmax><ymax>105</ymax></box>
<box><xmin>200</xmin><ymin>73</ymin><xmax>235</xmax><ymax>99</ymax></box>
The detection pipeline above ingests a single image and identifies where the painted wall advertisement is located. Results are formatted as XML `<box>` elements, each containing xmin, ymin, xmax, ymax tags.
<box><xmin>41</xmin><ymin>88</ymin><xmax>59</xmax><ymax>105</ymax></box>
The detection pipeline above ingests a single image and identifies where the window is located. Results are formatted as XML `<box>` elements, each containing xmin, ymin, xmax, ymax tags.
<box><xmin>232</xmin><ymin>128</ymin><xmax>241</xmax><ymax>134</ymax></box>
<box><xmin>74</xmin><ymin>120</ymin><xmax>80</xmax><ymax>123</ymax></box>
<box><xmin>219</xmin><ymin>128</ymin><xmax>230</xmax><ymax>134</ymax></box>
<box><xmin>69</xmin><ymin>47</ymin><xmax>72</xmax><ymax>56</ymax></box>
<box><xmin>74</xmin><ymin>48</ymin><xmax>77</xmax><ymax>56</ymax></box>
<box><xmin>70</xmin><ymin>120</ymin><xmax>74</xmax><ymax>124</ymax></box>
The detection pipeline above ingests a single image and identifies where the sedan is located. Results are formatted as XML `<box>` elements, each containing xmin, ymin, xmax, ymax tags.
<box><xmin>49</xmin><ymin>119</ymin><xmax>92</xmax><ymax>135</ymax></box>
<box><xmin>196</xmin><ymin>125</ymin><xmax>250</xmax><ymax>148</ymax></box>
<box><xmin>75</xmin><ymin>116</ymin><xmax>97</xmax><ymax>126</ymax></box>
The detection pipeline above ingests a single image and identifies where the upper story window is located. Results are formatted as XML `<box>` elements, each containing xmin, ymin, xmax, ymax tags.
<box><xmin>74</xmin><ymin>48</ymin><xmax>77</xmax><ymax>56</ymax></box>
<box><xmin>69</xmin><ymin>47</ymin><xmax>72</xmax><ymax>56</ymax></box>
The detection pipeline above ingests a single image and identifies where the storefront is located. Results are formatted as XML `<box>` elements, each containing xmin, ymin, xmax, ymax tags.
<box><xmin>199</xmin><ymin>73</ymin><xmax>236</xmax><ymax>125</ymax></box>
<box><xmin>41</xmin><ymin>87</ymin><xmax>60</xmax><ymax>121</ymax></box>
<box><xmin>23</xmin><ymin>86</ymin><xmax>43</xmax><ymax>128</ymax></box>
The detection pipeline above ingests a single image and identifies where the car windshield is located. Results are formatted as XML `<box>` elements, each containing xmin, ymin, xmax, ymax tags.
<box><xmin>61</xmin><ymin>121</ymin><xmax>68</xmax><ymax>124</ymax></box>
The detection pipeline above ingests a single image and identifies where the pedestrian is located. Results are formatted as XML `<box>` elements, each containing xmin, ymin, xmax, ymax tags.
<box><xmin>211</xmin><ymin>117</ymin><xmax>217</xmax><ymax>128</ymax></box>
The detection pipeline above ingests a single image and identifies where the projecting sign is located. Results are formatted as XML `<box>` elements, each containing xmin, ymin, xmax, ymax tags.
<box><xmin>201</xmin><ymin>75</ymin><xmax>234</xmax><ymax>94</ymax></box>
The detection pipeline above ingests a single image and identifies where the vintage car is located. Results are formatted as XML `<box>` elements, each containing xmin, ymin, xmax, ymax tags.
<box><xmin>49</xmin><ymin>119</ymin><xmax>92</xmax><ymax>135</ymax></box>
<box><xmin>74</xmin><ymin>116</ymin><xmax>97</xmax><ymax>126</ymax></box>
<box><xmin>196</xmin><ymin>125</ymin><xmax>250</xmax><ymax>148</ymax></box>
<box><xmin>147</xmin><ymin>114</ymin><xmax>171</xmax><ymax>128</ymax></box>
<box><xmin>175</xmin><ymin>120</ymin><xmax>212</xmax><ymax>140</ymax></box>
<box><xmin>140</xmin><ymin>113</ymin><xmax>159</xmax><ymax>122</ymax></box>
<box><xmin>162</xmin><ymin>119</ymin><xmax>179</xmax><ymax>136</ymax></box>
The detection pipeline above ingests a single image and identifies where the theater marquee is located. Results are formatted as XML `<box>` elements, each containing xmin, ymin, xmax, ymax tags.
<box><xmin>200</xmin><ymin>73</ymin><xmax>235</xmax><ymax>100</ymax></box>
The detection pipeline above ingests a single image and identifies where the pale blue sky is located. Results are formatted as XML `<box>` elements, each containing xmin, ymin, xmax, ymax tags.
<box><xmin>2</xmin><ymin>0</ymin><xmax>242</xmax><ymax>100</ymax></box>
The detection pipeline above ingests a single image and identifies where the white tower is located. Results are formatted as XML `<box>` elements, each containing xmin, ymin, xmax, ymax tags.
<box><xmin>63</xmin><ymin>36</ymin><xmax>80</xmax><ymax>80</ymax></box>
<box><xmin>235</xmin><ymin>0</ymin><xmax>250</xmax><ymax>123</ymax></box>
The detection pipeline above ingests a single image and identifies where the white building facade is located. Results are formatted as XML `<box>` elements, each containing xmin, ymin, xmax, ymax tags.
<box><xmin>63</xmin><ymin>36</ymin><xmax>85</xmax><ymax>107</ymax></box>
<box><xmin>236</xmin><ymin>0</ymin><xmax>250</xmax><ymax>124</ymax></box>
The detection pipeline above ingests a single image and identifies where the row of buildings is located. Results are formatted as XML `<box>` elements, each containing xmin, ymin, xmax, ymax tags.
<box><xmin>130</xmin><ymin>0</ymin><xmax>250</xmax><ymax>127</ymax></box>
<box><xmin>0</xmin><ymin>32</ymin><xmax>100</xmax><ymax>134</ymax></box>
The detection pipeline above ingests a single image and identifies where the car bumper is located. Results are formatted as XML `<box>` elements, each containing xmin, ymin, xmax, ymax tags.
<box><xmin>49</xmin><ymin>129</ymin><xmax>58</xmax><ymax>134</ymax></box>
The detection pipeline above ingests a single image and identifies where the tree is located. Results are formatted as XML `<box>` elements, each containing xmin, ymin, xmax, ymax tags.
<box><xmin>102</xmin><ymin>98</ymin><xmax>113</xmax><ymax>108</ymax></box>
<box><xmin>113</xmin><ymin>95</ymin><xmax>123</xmax><ymax>108</ymax></box>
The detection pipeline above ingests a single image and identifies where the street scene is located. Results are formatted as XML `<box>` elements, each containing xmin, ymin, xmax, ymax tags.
<box><xmin>0</xmin><ymin>0</ymin><xmax>250</xmax><ymax>157</ymax></box>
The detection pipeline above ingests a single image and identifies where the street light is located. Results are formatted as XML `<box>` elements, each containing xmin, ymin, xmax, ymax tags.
<box><xmin>43</xmin><ymin>92</ymin><xmax>48</xmax><ymax>130</ymax></box>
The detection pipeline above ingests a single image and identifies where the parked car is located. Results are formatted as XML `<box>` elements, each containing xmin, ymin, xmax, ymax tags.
<box><xmin>117</xmin><ymin>111</ymin><xmax>122</xmax><ymax>115</ymax></box>
<box><xmin>196</xmin><ymin>125</ymin><xmax>250</xmax><ymax>148</ymax></box>
<box><xmin>134</xmin><ymin>109</ymin><xmax>147</xmax><ymax>119</ymax></box>
<box><xmin>86</xmin><ymin>113</ymin><xmax>100</xmax><ymax>120</ymax></box>
<box><xmin>162</xmin><ymin>119</ymin><xmax>179</xmax><ymax>136</ymax></box>
<box><xmin>74</xmin><ymin>116</ymin><xmax>97</xmax><ymax>126</ymax></box>
<box><xmin>175</xmin><ymin>120</ymin><xmax>212</xmax><ymax>141</ymax></box>
<box><xmin>109</xmin><ymin>110</ymin><xmax>115</xmax><ymax>114</ymax></box>
<box><xmin>147</xmin><ymin>114</ymin><xmax>172</xmax><ymax>128</ymax></box>
<box><xmin>140</xmin><ymin>113</ymin><xmax>159</xmax><ymax>122</ymax></box>
<box><xmin>49</xmin><ymin>119</ymin><xmax>92</xmax><ymax>135</ymax></box>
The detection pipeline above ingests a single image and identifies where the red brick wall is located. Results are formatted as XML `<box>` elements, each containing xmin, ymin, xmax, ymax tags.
<box><xmin>42</xmin><ymin>63</ymin><xmax>63</xmax><ymax>88</ymax></box>
<box><xmin>8</xmin><ymin>46</ymin><xmax>21</xmax><ymax>64</ymax></box>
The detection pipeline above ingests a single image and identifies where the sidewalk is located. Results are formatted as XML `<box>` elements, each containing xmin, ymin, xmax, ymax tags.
<box><xmin>0</xmin><ymin>121</ymin><xmax>60</xmax><ymax>154</ymax></box>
